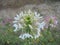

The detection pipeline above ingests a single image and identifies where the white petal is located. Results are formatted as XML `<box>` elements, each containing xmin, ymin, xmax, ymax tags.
<box><xmin>39</xmin><ymin>22</ymin><xmax>45</xmax><ymax>29</ymax></box>
<box><xmin>19</xmin><ymin>33</ymin><xmax>33</xmax><ymax>39</ymax></box>
<box><xmin>39</xmin><ymin>16</ymin><xmax>43</xmax><ymax>19</ymax></box>
<box><xmin>14</xmin><ymin>28</ymin><xmax>18</xmax><ymax>32</ymax></box>
<box><xmin>20</xmin><ymin>19</ymin><xmax>24</xmax><ymax>22</ymax></box>
<box><xmin>21</xmin><ymin>11</ymin><xmax>23</xmax><ymax>14</ymax></box>
<box><xmin>16</xmin><ymin>15</ymin><xmax>19</xmax><ymax>18</ymax></box>
<box><xmin>13</xmin><ymin>24</ymin><xmax>18</xmax><ymax>32</ymax></box>
<box><xmin>23</xmin><ymin>33</ymin><xmax>33</xmax><ymax>38</ymax></box>
<box><xmin>34</xmin><ymin>28</ymin><xmax>41</xmax><ymax>39</ymax></box>
<box><xmin>34</xmin><ymin>12</ymin><xmax>37</xmax><ymax>16</ymax></box>
<box><xmin>50</xmin><ymin>24</ymin><xmax>55</xmax><ymax>27</ymax></box>
<box><xmin>38</xmin><ymin>13</ymin><xmax>40</xmax><ymax>16</ymax></box>
<box><xmin>19</xmin><ymin>35</ymin><xmax>25</xmax><ymax>40</ymax></box>
<box><xmin>36</xmin><ymin>22</ymin><xmax>40</xmax><ymax>25</ymax></box>
<box><xmin>18</xmin><ymin>23</ymin><xmax>22</xmax><ymax>29</ymax></box>
<box><xmin>13</xmin><ymin>21</ymin><xmax>18</xmax><ymax>23</ymax></box>
<box><xmin>29</xmin><ymin>24</ymin><xmax>33</xmax><ymax>29</ymax></box>
<box><xmin>13</xmin><ymin>24</ymin><xmax>18</xmax><ymax>27</ymax></box>
<box><xmin>35</xmin><ymin>35</ymin><xmax>39</xmax><ymax>39</ymax></box>
<box><xmin>28</xmin><ymin>9</ymin><xmax>32</xmax><ymax>14</ymax></box>
<box><xmin>19</xmin><ymin>11</ymin><xmax>23</xmax><ymax>16</ymax></box>
<box><xmin>37</xmin><ymin>28</ymin><xmax>41</xmax><ymax>34</ymax></box>
<box><xmin>55</xmin><ymin>21</ymin><xmax>58</xmax><ymax>24</ymax></box>
<box><xmin>14</xmin><ymin>15</ymin><xmax>19</xmax><ymax>20</ymax></box>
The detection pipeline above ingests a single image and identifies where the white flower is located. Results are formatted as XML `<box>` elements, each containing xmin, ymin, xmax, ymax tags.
<box><xmin>13</xmin><ymin>9</ymin><xmax>45</xmax><ymax>39</ymax></box>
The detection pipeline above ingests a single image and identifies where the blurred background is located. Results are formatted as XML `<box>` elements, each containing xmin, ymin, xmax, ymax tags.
<box><xmin>0</xmin><ymin>0</ymin><xmax>60</xmax><ymax>45</ymax></box>
<box><xmin>0</xmin><ymin>0</ymin><xmax>60</xmax><ymax>8</ymax></box>
<box><xmin>0</xmin><ymin>0</ymin><xmax>60</xmax><ymax>26</ymax></box>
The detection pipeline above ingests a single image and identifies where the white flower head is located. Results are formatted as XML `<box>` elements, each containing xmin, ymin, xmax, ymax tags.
<box><xmin>13</xmin><ymin>9</ymin><xmax>45</xmax><ymax>40</ymax></box>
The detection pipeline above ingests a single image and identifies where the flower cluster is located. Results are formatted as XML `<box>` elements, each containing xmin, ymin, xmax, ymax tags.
<box><xmin>44</xmin><ymin>15</ymin><xmax>58</xmax><ymax>28</ymax></box>
<box><xmin>13</xmin><ymin>10</ymin><xmax>46</xmax><ymax>39</ymax></box>
<box><xmin>13</xmin><ymin>10</ymin><xmax>58</xmax><ymax>40</ymax></box>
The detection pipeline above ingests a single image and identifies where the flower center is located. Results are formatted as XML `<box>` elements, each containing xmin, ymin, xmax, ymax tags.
<box><xmin>23</xmin><ymin>16</ymin><xmax>32</xmax><ymax>34</ymax></box>
<box><xmin>24</xmin><ymin>16</ymin><xmax>32</xmax><ymax>25</ymax></box>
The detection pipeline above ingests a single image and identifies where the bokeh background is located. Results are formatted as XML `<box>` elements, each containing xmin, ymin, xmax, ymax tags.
<box><xmin>0</xmin><ymin>0</ymin><xmax>60</xmax><ymax>45</ymax></box>
<box><xmin>0</xmin><ymin>0</ymin><xmax>60</xmax><ymax>29</ymax></box>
